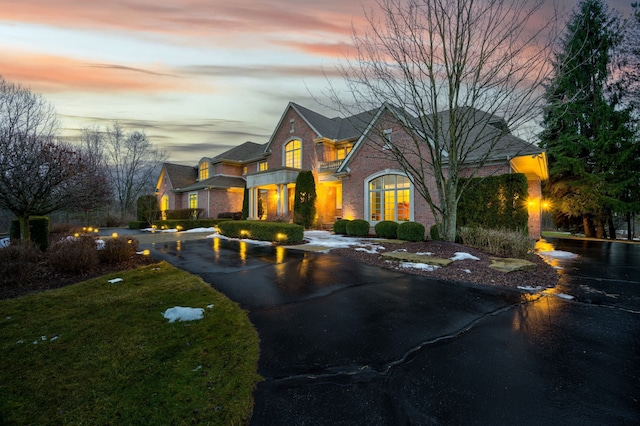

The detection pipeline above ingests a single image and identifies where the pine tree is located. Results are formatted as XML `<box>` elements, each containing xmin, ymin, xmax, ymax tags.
<box><xmin>540</xmin><ymin>0</ymin><xmax>635</xmax><ymax>238</ymax></box>
<box><xmin>293</xmin><ymin>170</ymin><xmax>316</xmax><ymax>229</ymax></box>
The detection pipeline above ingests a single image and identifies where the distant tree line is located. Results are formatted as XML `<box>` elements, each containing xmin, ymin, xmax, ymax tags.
<box><xmin>0</xmin><ymin>76</ymin><xmax>166</xmax><ymax>240</ymax></box>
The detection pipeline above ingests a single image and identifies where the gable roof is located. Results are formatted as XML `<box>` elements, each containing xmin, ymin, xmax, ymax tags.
<box><xmin>212</xmin><ymin>141</ymin><xmax>267</xmax><ymax>163</ymax></box>
<box><xmin>336</xmin><ymin>103</ymin><xmax>544</xmax><ymax>173</ymax></box>
<box><xmin>177</xmin><ymin>175</ymin><xmax>246</xmax><ymax>192</ymax></box>
<box><xmin>162</xmin><ymin>163</ymin><xmax>197</xmax><ymax>189</ymax></box>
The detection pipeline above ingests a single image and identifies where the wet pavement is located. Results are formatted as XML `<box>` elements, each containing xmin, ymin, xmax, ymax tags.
<box><xmin>142</xmin><ymin>232</ymin><xmax>640</xmax><ymax>425</ymax></box>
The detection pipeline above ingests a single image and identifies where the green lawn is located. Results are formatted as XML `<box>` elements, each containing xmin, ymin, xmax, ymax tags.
<box><xmin>0</xmin><ymin>261</ymin><xmax>261</xmax><ymax>425</ymax></box>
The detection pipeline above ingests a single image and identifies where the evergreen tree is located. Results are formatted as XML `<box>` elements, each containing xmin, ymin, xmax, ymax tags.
<box><xmin>540</xmin><ymin>0</ymin><xmax>636</xmax><ymax>238</ymax></box>
<box><xmin>293</xmin><ymin>170</ymin><xmax>316</xmax><ymax>229</ymax></box>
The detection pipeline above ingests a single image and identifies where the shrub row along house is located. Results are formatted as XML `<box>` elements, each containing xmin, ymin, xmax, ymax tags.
<box><xmin>156</xmin><ymin>102</ymin><xmax>548</xmax><ymax>238</ymax></box>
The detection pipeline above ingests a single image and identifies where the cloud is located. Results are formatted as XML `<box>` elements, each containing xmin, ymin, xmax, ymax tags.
<box><xmin>0</xmin><ymin>52</ymin><xmax>196</xmax><ymax>93</ymax></box>
<box><xmin>180</xmin><ymin>64</ymin><xmax>342</xmax><ymax>79</ymax></box>
<box><xmin>2</xmin><ymin>0</ymin><xmax>360</xmax><ymax>41</ymax></box>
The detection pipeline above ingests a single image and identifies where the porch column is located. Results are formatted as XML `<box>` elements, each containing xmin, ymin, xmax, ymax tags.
<box><xmin>283</xmin><ymin>184</ymin><xmax>289</xmax><ymax>215</ymax></box>
<box><xmin>276</xmin><ymin>184</ymin><xmax>282</xmax><ymax>216</ymax></box>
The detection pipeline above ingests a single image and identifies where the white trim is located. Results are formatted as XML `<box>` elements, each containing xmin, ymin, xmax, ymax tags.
<box><xmin>363</xmin><ymin>170</ymin><xmax>414</xmax><ymax>224</ymax></box>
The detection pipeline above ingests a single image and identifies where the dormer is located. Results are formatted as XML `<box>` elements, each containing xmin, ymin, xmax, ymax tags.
<box><xmin>198</xmin><ymin>158</ymin><xmax>211</xmax><ymax>181</ymax></box>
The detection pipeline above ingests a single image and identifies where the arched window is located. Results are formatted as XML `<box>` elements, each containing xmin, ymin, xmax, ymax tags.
<box><xmin>199</xmin><ymin>161</ymin><xmax>209</xmax><ymax>180</ymax></box>
<box><xmin>284</xmin><ymin>139</ymin><xmax>301</xmax><ymax>169</ymax></box>
<box><xmin>161</xmin><ymin>195</ymin><xmax>169</xmax><ymax>211</ymax></box>
<box><xmin>368</xmin><ymin>174</ymin><xmax>411</xmax><ymax>222</ymax></box>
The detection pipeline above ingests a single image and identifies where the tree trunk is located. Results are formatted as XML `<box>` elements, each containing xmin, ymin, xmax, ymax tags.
<box><xmin>627</xmin><ymin>212</ymin><xmax>633</xmax><ymax>241</ymax></box>
<box><xmin>583</xmin><ymin>215</ymin><xmax>596</xmax><ymax>238</ymax></box>
<box><xmin>607</xmin><ymin>213</ymin><xmax>616</xmax><ymax>240</ymax></box>
<box><xmin>19</xmin><ymin>216</ymin><xmax>31</xmax><ymax>242</ymax></box>
<box><xmin>596</xmin><ymin>213</ymin><xmax>605</xmax><ymax>239</ymax></box>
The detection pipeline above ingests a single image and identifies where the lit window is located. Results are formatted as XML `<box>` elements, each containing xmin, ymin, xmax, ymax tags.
<box><xmin>336</xmin><ymin>145</ymin><xmax>352</xmax><ymax>160</ymax></box>
<box><xmin>284</xmin><ymin>139</ymin><xmax>301</xmax><ymax>169</ymax></box>
<box><xmin>189</xmin><ymin>193</ymin><xmax>198</xmax><ymax>209</ymax></box>
<box><xmin>161</xmin><ymin>195</ymin><xmax>169</xmax><ymax>211</ymax></box>
<box><xmin>242</xmin><ymin>166</ymin><xmax>248</xmax><ymax>175</ymax></box>
<box><xmin>199</xmin><ymin>162</ymin><xmax>209</xmax><ymax>180</ymax></box>
<box><xmin>259</xmin><ymin>161</ymin><xmax>268</xmax><ymax>171</ymax></box>
<box><xmin>368</xmin><ymin>174</ymin><xmax>410</xmax><ymax>222</ymax></box>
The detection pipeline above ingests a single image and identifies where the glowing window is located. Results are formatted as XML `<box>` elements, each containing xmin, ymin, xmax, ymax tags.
<box><xmin>285</xmin><ymin>139</ymin><xmax>301</xmax><ymax>169</ymax></box>
<box><xmin>336</xmin><ymin>145</ymin><xmax>352</xmax><ymax>160</ymax></box>
<box><xmin>199</xmin><ymin>162</ymin><xmax>209</xmax><ymax>180</ymax></box>
<box><xmin>189</xmin><ymin>193</ymin><xmax>198</xmax><ymax>209</ymax></box>
<box><xmin>161</xmin><ymin>195</ymin><xmax>169</xmax><ymax>211</ymax></box>
<box><xmin>368</xmin><ymin>174</ymin><xmax>411</xmax><ymax>222</ymax></box>
<box><xmin>259</xmin><ymin>161</ymin><xmax>268</xmax><ymax>171</ymax></box>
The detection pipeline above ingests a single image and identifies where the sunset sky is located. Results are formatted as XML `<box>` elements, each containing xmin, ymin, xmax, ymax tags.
<box><xmin>0</xmin><ymin>0</ymin><xmax>633</xmax><ymax>163</ymax></box>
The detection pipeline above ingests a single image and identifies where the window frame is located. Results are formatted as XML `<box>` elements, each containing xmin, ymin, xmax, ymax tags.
<box><xmin>283</xmin><ymin>139</ymin><xmax>302</xmax><ymax>169</ymax></box>
<box><xmin>199</xmin><ymin>161</ymin><xmax>209</xmax><ymax>181</ymax></box>
<box><xmin>364</xmin><ymin>171</ymin><xmax>413</xmax><ymax>224</ymax></box>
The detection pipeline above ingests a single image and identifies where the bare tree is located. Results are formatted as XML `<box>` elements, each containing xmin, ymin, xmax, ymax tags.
<box><xmin>0</xmin><ymin>77</ymin><xmax>111</xmax><ymax>240</ymax></box>
<box><xmin>84</xmin><ymin>122</ymin><xmax>166</xmax><ymax>218</ymax></box>
<box><xmin>326</xmin><ymin>0</ymin><xmax>557</xmax><ymax>241</ymax></box>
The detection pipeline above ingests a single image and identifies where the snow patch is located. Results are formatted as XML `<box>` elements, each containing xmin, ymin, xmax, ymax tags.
<box><xmin>415</xmin><ymin>252</ymin><xmax>433</xmax><ymax>256</ymax></box>
<box><xmin>163</xmin><ymin>306</ymin><xmax>205</xmax><ymax>323</ymax></box>
<box><xmin>450</xmin><ymin>252</ymin><xmax>480</xmax><ymax>261</ymax></box>
<box><xmin>0</xmin><ymin>238</ymin><xmax>10</xmax><ymax>248</ymax></box>
<box><xmin>556</xmin><ymin>293</ymin><xmax>574</xmax><ymax>300</ymax></box>
<box><xmin>539</xmin><ymin>250</ymin><xmax>579</xmax><ymax>260</ymax></box>
<box><xmin>108</xmin><ymin>278</ymin><xmax>123</xmax><ymax>284</ymax></box>
<box><xmin>518</xmin><ymin>285</ymin><xmax>545</xmax><ymax>292</ymax></box>
<box><xmin>95</xmin><ymin>239</ymin><xmax>105</xmax><ymax>250</ymax></box>
<box><xmin>399</xmin><ymin>262</ymin><xmax>440</xmax><ymax>272</ymax></box>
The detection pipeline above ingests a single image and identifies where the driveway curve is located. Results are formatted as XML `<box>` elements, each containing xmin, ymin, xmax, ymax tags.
<box><xmin>141</xmin><ymin>233</ymin><xmax>640</xmax><ymax>425</ymax></box>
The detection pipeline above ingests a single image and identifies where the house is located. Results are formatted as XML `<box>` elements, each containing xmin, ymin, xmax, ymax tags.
<box><xmin>156</xmin><ymin>102</ymin><xmax>548</xmax><ymax>237</ymax></box>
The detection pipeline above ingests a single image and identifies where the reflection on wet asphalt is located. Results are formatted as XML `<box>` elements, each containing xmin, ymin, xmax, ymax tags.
<box><xmin>148</xmin><ymin>236</ymin><xmax>640</xmax><ymax>425</ymax></box>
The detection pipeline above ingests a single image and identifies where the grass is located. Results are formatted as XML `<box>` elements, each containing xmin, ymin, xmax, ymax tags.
<box><xmin>0</xmin><ymin>261</ymin><xmax>261</xmax><ymax>425</ymax></box>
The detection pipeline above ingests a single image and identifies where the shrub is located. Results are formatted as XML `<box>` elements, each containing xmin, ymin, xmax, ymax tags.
<box><xmin>128</xmin><ymin>221</ymin><xmax>150</xmax><ymax>230</ymax></box>
<box><xmin>217</xmin><ymin>212</ymin><xmax>243</xmax><ymax>220</ymax></box>
<box><xmin>137</xmin><ymin>195</ymin><xmax>160</xmax><ymax>222</ymax></box>
<box><xmin>99</xmin><ymin>236</ymin><xmax>139</xmax><ymax>264</ymax></box>
<box><xmin>293</xmin><ymin>170</ymin><xmax>317</xmax><ymax>229</ymax></box>
<box><xmin>0</xmin><ymin>240</ymin><xmax>44</xmax><ymax>285</ymax></box>
<box><xmin>397</xmin><ymin>221</ymin><xmax>425</xmax><ymax>242</ymax></box>
<box><xmin>430</xmin><ymin>223</ymin><xmax>441</xmax><ymax>241</ymax></box>
<box><xmin>217</xmin><ymin>220</ymin><xmax>304</xmax><ymax>244</ymax></box>
<box><xmin>457</xmin><ymin>227</ymin><xmax>534</xmax><ymax>258</ymax></box>
<box><xmin>152</xmin><ymin>219</ymin><xmax>229</xmax><ymax>230</ymax></box>
<box><xmin>48</xmin><ymin>236</ymin><xmax>99</xmax><ymax>274</ymax></box>
<box><xmin>166</xmin><ymin>208</ymin><xmax>203</xmax><ymax>220</ymax></box>
<box><xmin>333</xmin><ymin>219</ymin><xmax>351</xmax><ymax>235</ymax></box>
<box><xmin>346</xmin><ymin>219</ymin><xmax>370</xmax><ymax>237</ymax></box>
<box><xmin>10</xmin><ymin>216</ymin><xmax>50</xmax><ymax>251</ymax></box>
<box><xmin>241</xmin><ymin>187</ymin><xmax>249</xmax><ymax>220</ymax></box>
<box><xmin>375</xmin><ymin>221</ymin><xmax>398</xmax><ymax>239</ymax></box>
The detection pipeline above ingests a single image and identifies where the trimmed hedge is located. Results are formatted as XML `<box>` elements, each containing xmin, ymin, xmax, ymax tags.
<box><xmin>375</xmin><ymin>221</ymin><xmax>399</xmax><ymax>239</ymax></box>
<box><xmin>430</xmin><ymin>223</ymin><xmax>441</xmax><ymax>241</ymax></box>
<box><xmin>457</xmin><ymin>173</ymin><xmax>529</xmax><ymax>233</ymax></box>
<box><xmin>217</xmin><ymin>212</ymin><xmax>243</xmax><ymax>220</ymax></box>
<box><xmin>333</xmin><ymin>219</ymin><xmax>351</xmax><ymax>235</ymax></box>
<box><xmin>397</xmin><ymin>221</ymin><xmax>425</xmax><ymax>242</ymax></box>
<box><xmin>151</xmin><ymin>219</ymin><xmax>230</xmax><ymax>230</ymax></box>
<box><xmin>10</xmin><ymin>216</ymin><xmax>51</xmax><ymax>251</ymax></box>
<box><xmin>128</xmin><ymin>221</ymin><xmax>150</xmax><ymax>230</ymax></box>
<box><xmin>166</xmin><ymin>208</ymin><xmax>204</xmax><ymax>220</ymax></box>
<box><xmin>217</xmin><ymin>220</ymin><xmax>304</xmax><ymax>244</ymax></box>
<box><xmin>346</xmin><ymin>219</ymin><xmax>370</xmax><ymax>237</ymax></box>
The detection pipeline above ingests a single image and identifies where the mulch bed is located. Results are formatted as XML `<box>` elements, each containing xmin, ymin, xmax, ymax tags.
<box><xmin>331</xmin><ymin>240</ymin><xmax>559</xmax><ymax>291</ymax></box>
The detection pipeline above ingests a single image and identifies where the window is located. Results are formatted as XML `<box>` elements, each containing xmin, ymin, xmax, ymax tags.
<box><xmin>161</xmin><ymin>195</ymin><xmax>169</xmax><ymax>211</ymax></box>
<box><xmin>242</xmin><ymin>165</ymin><xmax>248</xmax><ymax>175</ymax></box>
<box><xmin>368</xmin><ymin>174</ymin><xmax>411</xmax><ymax>222</ymax></box>
<box><xmin>199</xmin><ymin>162</ymin><xmax>209</xmax><ymax>180</ymax></box>
<box><xmin>284</xmin><ymin>139</ymin><xmax>301</xmax><ymax>169</ymax></box>
<box><xmin>189</xmin><ymin>193</ymin><xmax>198</xmax><ymax>209</ymax></box>
<box><xmin>259</xmin><ymin>161</ymin><xmax>268</xmax><ymax>171</ymax></box>
<box><xmin>290</xmin><ymin>119</ymin><xmax>295</xmax><ymax>133</ymax></box>
<box><xmin>336</xmin><ymin>145</ymin><xmax>352</xmax><ymax>160</ymax></box>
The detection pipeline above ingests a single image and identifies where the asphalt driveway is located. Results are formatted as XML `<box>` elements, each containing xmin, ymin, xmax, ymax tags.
<box><xmin>142</xmin><ymin>233</ymin><xmax>640</xmax><ymax>425</ymax></box>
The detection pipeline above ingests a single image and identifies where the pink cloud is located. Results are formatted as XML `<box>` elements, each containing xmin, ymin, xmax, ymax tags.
<box><xmin>0</xmin><ymin>52</ymin><xmax>196</xmax><ymax>93</ymax></box>
<box><xmin>2</xmin><ymin>0</ymin><xmax>360</xmax><ymax>40</ymax></box>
